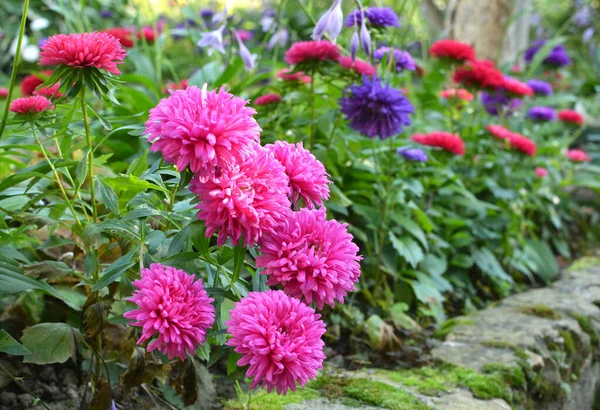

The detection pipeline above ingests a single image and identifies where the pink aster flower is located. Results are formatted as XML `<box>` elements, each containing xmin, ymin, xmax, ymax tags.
<box><xmin>190</xmin><ymin>145</ymin><xmax>291</xmax><ymax>247</ymax></box>
<box><xmin>254</xmin><ymin>93</ymin><xmax>282</xmax><ymax>106</ymax></box>
<box><xmin>566</xmin><ymin>149</ymin><xmax>591</xmax><ymax>162</ymax></box>
<box><xmin>535</xmin><ymin>167</ymin><xmax>548</xmax><ymax>178</ymax></box>
<box><xmin>0</xmin><ymin>88</ymin><xmax>8</xmax><ymax>98</ymax></box>
<box><xmin>256</xmin><ymin>208</ymin><xmax>362</xmax><ymax>309</ymax></box>
<box><xmin>146</xmin><ymin>85</ymin><xmax>261</xmax><ymax>180</ymax></box>
<box><xmin>265</xmin><ymin>141</ymin><xmax>331</xmax><ymax>209</ymax></box>
<box><xmin>226</xmin><ymin>290</ymin><xmax>326</xmax><ymax>395</ymax></box>
<box><xmin>33</xmin><ymin>83</ymin><xmax>63</xmax><ymax>98</ymax></box>
<box><xmin>123</xmin><ymin>263</ymin><xmax>215</xmax><ymax>361</ymax></box>
<box><xmin>39</xmin><ymin>32</ymin><xmax>127</xmax><ymax>75</ymax></box>
<box><xmin>9</xmin><ymin>96</ymin><xmax>54</xmax><ymax>115</ymax></box>
<box><xmin>277</xmin><ymin>69</ymin><xmax>311</xmax><ymax>83</ymax></box>
<box><xmin>337</xmin><ymin>56</ymin><xmax>376</xmax><ymax>76</ymax></box>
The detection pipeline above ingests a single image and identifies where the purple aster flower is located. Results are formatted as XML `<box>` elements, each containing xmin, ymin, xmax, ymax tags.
<box><xmin>524</xmin><ymin>40</ymin><xmax>571</xmax><ymax>67</ymax></box>
<box><xmin>374</xmin><ymin>47</ymin><xmax>416</xmax><ymax>72</ymax></box>
<box><xmin>200</xmin><ymin>9</ymin><xmax>214</xmax><ymax>19</ymax></box>
<box><xmin>526</xmin><ymin>79</ymin><xmax>553</xmax><ymax>96</ymax></box>
<box><xmin>397</xmin><ymin>146</ymin><xmax>427</xmax><ymax>162</ymax></box>
<box><xmin>345</xmin><ymin>7</ymin><xmax>400</xmax><ymax>28</ymax></box>
<box><xmin>312</xmin><ymin>0</ymin><xmax>343</xmax><ymax>41</ymax></box>
<box><xmin>340</xmin><ymin>76</ymin><xmax>414</xmax><ymax>139</ymax></box>
<box><xmin>481</xmin><ymin>90</ymin><xmax>522</xmax><ymax>116</ymax></box>
<box><xmin>99</xmin><ymin>9</ymin><xmax>113</xmax><ymax>18</ymax></box>
<box><xmin>528</xmin><ymin>106</ymin><xmax>556</xmax><ymax>121</ymax></box>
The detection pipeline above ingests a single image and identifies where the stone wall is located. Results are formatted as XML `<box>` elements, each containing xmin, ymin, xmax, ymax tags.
<box><xmin>224</xmin><ymin>257</ymin><xmax>600</xmax><ymax>410</ymax></box>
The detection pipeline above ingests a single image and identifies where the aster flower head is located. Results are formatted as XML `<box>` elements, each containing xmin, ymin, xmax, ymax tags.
<box><xmin>123</xmin><ymin>263</ymin><xmax>215</xmax><ymax>361</ymax></box>
<box><xmin>40</xmin><ymin>32</ymin><xmax>127</xmax><ymax>75</ymax></box>
<box><xmin>397</xmin><ymin>146</ymin><xmax>428</xmax><ymax>162</ymax></box>
<box><xmin>137</xmin><ymin>27</ymin><xmax>157</xmax><ymax>43</ymax></box>
<box><xmin>0</xmin><ymin>88</ymin><xmax>8</xmax><ymax>98</ymax></box>
<box><xmin>226</xmin><ymin>290</ymin><xmax>326</xmax><ymax>395</ymax></box>
<box><xmin>508</xmin><ymin>133</ymin><xmax>536</xmax><ymax>156</ymax></box>
<box><xmin>527</xmin><ymin>79</ymin><xmax>553</xmax><ymax>96</ymax></box>
<box><xmin>163</xmin><ymin>79</ymin><xmax>188</xmax><ymax>93</ymax></box>
<box><xmin>340</xmin><ymin>76</ymin><xmax>414</xmax><ymax>139</ymax></box>
<box><xmin>502</xmin><ymin>77</ymin><xmax>534</xmax><ymax>97</ymax></box>
<box><xmin>429</xmin><ymin>40</ymin><xmax>476</xmax><ymax>62</ymax></box>
<box><xmin>528</xmin><ymin>106</ymin><xmax>556</xmax><ymax>122</ymax></box>
<box><xmin>312</xmin><ymin>0</ymin><xmax>343</xmax><ymax>41</ymax></box>
<box><xmin>374</xmin><ymin>47</ymin><xmax>415</xmax><ymax>72</ymax></box>
<box><xmin>566</xmin><ymin>149</ymin><xmax>591</xmax><ymax>162</ymax></box>
<box><xmin>453</xmin><ymin>60</ymin><xmax>505</xmax><ymax>90</ymax></box>
<box><xmin>33</xmin><ymin>83</ymin><xmax>63</xmax><ymax>99</ymax></box>
<box><xmin>338</xmin><ymin>56</ymin><xmax>376</xmax><ymax>76</ymax></box>
<box><xmin>190</xmin><ymin>145</ymin><xmax>291</xmax><ymax>247</ymax></box>
<box><xmin>411</xmin><ymin>131</ymin><xmax>465</xmax><ymax>156</ymax></box>
<box><xmin>257</xmin><ymin>208</ymin><xmax>361</xmax><ymax>309</ymax></box>
<box><xmin>265</xmin><ymin>141</ymin><xmax>331</xmax><ymax>209</ymax></box>
<box><xmin>103</xmin><ymin>28</ymin><xmax>134</xmax><ymax>48</ymax></box>
<box><xmin>145</xmin><ymin>85</ymin><xmax>261</xmax><ymax>181</ymax></box>
<box><xmin>285</xmin><ymin>40</ymin><xmax>340</xmax><ymax>66</ymax></box>
<box><xmin>277</xmin><ymin>69</ymin><xmax>311</xmax><ymax>84</ymax></box>
<box><xmin>9</xmin><ymin>96</ymin><xmax>54</xmax><ymax>118</ymax></box>
<box><xmin>558</xmin><ymin>109</ymin><xmax>584</xmax><ymax>126</ymax></box>
<box><xmin>21</xmin><ymin>72</ymin><xmax>49</xmax><ymax>97</ymax></box>
<box><xmin>525</xmin><ymin>40</ymin><xmax>571</xmax><ymax>67</ymax></box>
<box><xmin>536</xmin><ymin>167</ymin><xmax>548</xmax><ymax>178</ymax></box>
<box><xmin>346</xmin><ymin>7</ymin><xmax>400</xmax><ymax>28</ymax></box>
<box><xmin>481</xmin><ymin>90</ymin><xmax>522</xmax><ymax>117</ymax></box>
<box><xmin>255</xmin><ymin>93</ymin><xmax>282</xmax><ymax>106</ymax></box>
<box><xmin>487</xmin><ymin>124</ymin><xmax>513</xmax><ymax>140</ymax></box>
<box><xmin>440</xmin><ymin>88</ymin><xmax>474</xmax><ymax>101</ymax></box>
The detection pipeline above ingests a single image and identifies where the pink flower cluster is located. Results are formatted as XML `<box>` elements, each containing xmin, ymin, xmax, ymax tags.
<box><xmin>143</xmin><ymin>83</ymin><xmax>362</xmax><ymax>394</ymax></box>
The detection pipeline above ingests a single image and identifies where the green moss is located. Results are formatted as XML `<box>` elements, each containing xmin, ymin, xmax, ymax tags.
<box><xmin>481</xmin><ymin>363</ymin><xmax>526</xmax><ymax>389</ymax></box>
<box><xmin>567</xmin><ymin>257</ymin><xmax>600</xmax><ymax>272</ymax></box>
<box><xmin>569</xmin><ymin>312</ymin><xmax>600</xmax><ymax>347</ymax></box>
<box><xmin>516</xmin><ymin>304</ymin><xmax>562</xmax><ymax>320</ymax></box>
<box><xmin>223</xmin><ymin>388</ymin><xmax>320</xmax><ymax>410</ymax></box>
<box><xmin>382</xmin><ymin>363</ymin><xmax>512</xmax><ymax>402</ymax></box>
<box><xmin>558</xmin><ymin>330</ymin><xmax>576</xmax><ymax>356</ymax></box>
<box><xmin>433</xmin><ymin>318</ymin><xmax>475</xmax><ymax>340</ymax></box>
<box><xmin>481</xmin><ymin>340</ymin><xmax>517</xmax><ymax>350</ymax></box>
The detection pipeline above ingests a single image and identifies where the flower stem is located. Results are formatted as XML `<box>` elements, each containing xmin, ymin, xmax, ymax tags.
<box><xmin>325</xmin><ymin>111</ymin><xmax>343</xmax><ymax>150</ymax></box>
<box><xmin>80</xmin><ymin>88</ymin><xmax>97</xmax><ymax>223</ymax></box>
<box><xmin>0</xmin><ymin>0</ymin><xmax>30</xmax><ymax>139</ymax></box>
<box><xmin>32</xmin><ymin>127</ymin><xmax>83</xmax><ymax>229</ymax></box>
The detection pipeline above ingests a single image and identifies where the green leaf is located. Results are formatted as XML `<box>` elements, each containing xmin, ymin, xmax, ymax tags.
<box><xmin>0</xmin><ymin>330</ymin><xmax>31</xmax><ymax>356</ymax></box>
<box><xmin>472</xmin><ymin>248</ymin><xmax>513</xmax><ymax>283</ymax></box>
<box><xmin>0</xmin><ymin>160</ymin><xmax>78</xmax><ymax>192</ymax></box>
<box><xmin>91</xmin><ymin>252</ymin><xmax>136</xmax><ymax>292</ymax></box>
<box><xmin>126</xmin><ymin>151</ymin><xmax>149</xmax><ymax>177</ymax></box>
<box><xmin>392</xmin><ymin>215</ymin><xmax>428</xmax><ymax>250</ymax></box>
<box><xmin>103</xmin><ymin>174</ymin><xmax>170</xmax><ymax>195</ymax></box>
<box><xmin>75</xmin><ymin>156</ymin><xmax>88</xmax><ymax>189</ymax></box>
<box><xmin>97</xmin><ymin>177</ymin><xmax>120</xmax><ymax>215</ymax></box>
<box><xmin>451</xmin><ymin>254</ymin><xmax>473</xmax><ymax>269</ymax></box>
<box><xmin>389</xmin><ymin>234</ymin><xmax>424</xmax><ymax>268</ymax></box>
<box><xmin>524</xmin><ymin>240</ymin><xmax>559</xmax><ymax>283</ymax></box>
<box><xmin>227</xmin><ymin>352</ymin><xmax>242</xmax><ymax>375</ymax></box>
<box><xmin>422</xmin><ymin>254</ymin><xmax>448</xmax><ymax>277</ymax></box>
<box><xmin>231</xmin><ymin>243</ymin><xmax>246</xmax><ymax>286</ymax></box>
<box><xmin>21</xmin><ymin>323</ymin><xmax>78</xmax><ymax>364</ymax></box>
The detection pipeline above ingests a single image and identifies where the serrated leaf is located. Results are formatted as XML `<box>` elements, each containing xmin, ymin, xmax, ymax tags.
<box><xmin>21</xmin><ymin>323</ymin><xmax>78</xmax><ymax>364</ymax></box>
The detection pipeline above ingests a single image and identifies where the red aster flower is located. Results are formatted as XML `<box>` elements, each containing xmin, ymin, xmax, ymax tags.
<box><xmin>429</xmin><ymin>40</ymin><xmax>475</xmax><ymax>62</ymax></box>
<box><xmin>103</xmin><ymin>27</ymin><xmax>134</xmax><ymax>48</ymax></box>
<box><xmin>411</xmin><ymin>131</ymin><xmax>465</xmax><ymax>156</ymax></box>
<box><xmin>285</xmin><ymin>40</ymin><xmax>340</xmax><ymax>65</ymax></box>
<box><xmin>33</xmin><ymin>83</ymin><xmax>63</xmax><ymax>98</ymax></box>
<box><xmin>508</xmin><ymin>133</ymin><xmax>536</xmax><ymax>156</ymax></box>
<box><xmin>486</xmin><ymin>124</ymin><xmax>513</xmax><ymax>140</ymax></box>
<box><xmin>338</xmin><ymin>56</ymin><xmax>376</xmax><ymax>77</ymax></box>
<box><xmin>558</xmin><ymin>109</ymin><xmax>584</xmax><ymax>125</ymax></box>
<box><xmin>163</xmin><ymin>79</ymin><xmax>188</xmax><ymax>93</ymax></box>
<box><xmin>440</xmin><ymin>88</ymin><xmax>474</xmax><ymax>101</ymax></box>
<box><xmin>137</xmin><ymin>27</ymin><xmax>156</xmax><ymax>43</ymax></box>
<box><xmin>566</xmin><ymin>149</ymin><xmax>591</xmax><ymax>162</ymax></box>
<box><xmin>277</xmin><ymin>69</ymin><xmax>311</xmax><ymax>83</ymax></box>
<box><xmin>40</xmin><ymin>32</ymin><xmax>127</xmax><ymax>75</ymax></box>
<box><xmin>453</xmin><ymin>60</ymin><xmax>505</xmax><ymax>90</ymax></box>
<box><xmin>0</xmin><ymin>88</ymin><xmax>8</xmax><ymax>98</ymax></box>
<box><xmin>9</xmin><ymin>96</ymin><xmax>54</xmax><ymax>115</ymax></box>
<box><xmin>502</xmin><ymin>77</ymin><xmax>534</xmax><ymax>97</ymax></box>
<box><xmin>254</xmin><ymin>93</ymin><xmax>282</xmax><ymax>106</ymax></box>
<box><xmin>20</xmin><ymin>71</ymin><xmax>52</xmax><ymax>97</ymax></box>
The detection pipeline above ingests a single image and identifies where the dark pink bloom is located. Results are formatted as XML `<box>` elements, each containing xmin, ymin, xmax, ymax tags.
<box><xmin>285</xmin><ymin>40</ymin><xmax>340</xmax><ymax>65</ymax></box>
<box><xmin>265</xmin><ymin>141</ymin><xmax>331</xmax><ymax>209</ymax></box>
<box><xmin>226</xmin><ymin>290</ymin><xmax>326</xmax><ymax>395</ymax></box>
<box><xmin>558</xmin><ymin>110</ymin><xmax>584</xmax><ymax>125</ymax></box>
<box><xmin>277</xmin><ymin>69</ymin><xmax>311</xmax><ymax>83</ymax></box>
<box><xmin>254</xmin><ymin>93</ymin><xmax>282</xmax><ymax>106</ymax></box>
<box><xmin>146</xmin><ymin>85</ymin><xmax>261</xmax><ymax>180</ymax></box>
<box><xmin>39</xmin><ymin>32</ymin><xmax>127</xmax><ymax>75</ymax></box>
<box><xmin>234</xmin><ymin>29</ymin><xmax>253</xmax><ymax>41</ymax></box>
<box><xmin>190</xmin><ymin>145</ymin><xmax>291</xmax><ymax>247</ymax></box>
<box><xmin>535</xmin><ymin>167</ymin><xmax>548</xmax><ymax>178</ymax></box>
<box><xmin>486</xmin><ymin>124</ymin><xmax>513</xmax><ymax>140</ymax></box>
<box><xmin>508</xmin><ymin>133</ymin><xmax>536</xmax><ymax>156</ymax></box>
<box><xmin>411</xmin><ymin>131</ymin><xmax>466</xmax><ymax>155</ymax></box>
<box><xmin>137</xmin><ymin>27</ymin><xmax>156</xmax><ymax>43</ymax></box>
<box><xmin>338</xmin><ymin>56</ymin><xmax>376</xmax><ymax>76</ymax></box>
<box><xmin>502</xmin><ymin>77</ymin><xmax>534</xmax><ymax>97</ymax></box>
<box><xmin>0</xmin><ymin>88</ymin><xmax>8</xmax><ymax>98</ymax></box>
<box><xmin>256</xmin><ymin>208</ymin><xmax>362</xmax><ymax>309</ymax></box>
<box><xmin>566</xmin><ymin>149</ymin><xmax>591</xmax><ymax>162</ymax></box>
<box><xmin>33</xmin><ymin>83</ymin><xmax>63</xmax><ymax>98</ymax></box>
<box><xmin>9</xmin><ymin>96</ymin><xmax>54</xmax><ymax>114</ymax></box>
<box><xmin>124</xmin><ymin>263</ymin><xmax>215</xmax><ymax>361</ymax></box>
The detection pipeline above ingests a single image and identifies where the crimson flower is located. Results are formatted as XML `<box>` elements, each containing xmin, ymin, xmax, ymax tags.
<box><xmin>285</xmin><ymin>40</ymin><xmax>340</xmax><ymax>65</ymax></box>
<box><xmin>411</xmin><ymin>131</ymin><xmax>466</xmax><ymax>155</ymax></box>
<box><xmin>429</xmin><ymin>40</ymin><xmax>476</xmax><ymax>62</ymax></box>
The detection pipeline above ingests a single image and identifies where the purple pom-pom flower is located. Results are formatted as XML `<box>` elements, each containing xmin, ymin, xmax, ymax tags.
<box><xmin>346</xmin><ymin>7</ymin><xmax>400</xmax><ymax>28</ymax></box>
<box><xmin>374</xmin><ymin>47</ymin><xmax>416</xmax><ymax>71</ymax></box>
<box><xmin>524</xmin><ymin>40</ymin><xmax>571</xmax><ymax>67</ymax></box>
<box><xmin>340</xmin><ymin>76</ymin><xmax>414</xmax><ymax>139</ymax></box>
<box><xmin>526</xmin><ymin>79</ymin><xmax>553</xmax><ymax>96</ymax></box>
<box><xmin>397</xmin><ymin>146</ymin><xmax>428</xmax><ymax>162</ymax></box>
<box><xmin>481</xmin><ymin>90</ymin><xmax>522</xmax><ymax>116</ymax></box>
<box><xmin>528</xmin><ymin>106</ymin><xmax>556</xmax><ymax>121</ymax></box>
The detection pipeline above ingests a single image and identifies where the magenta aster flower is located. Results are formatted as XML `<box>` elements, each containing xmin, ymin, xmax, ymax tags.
<box><xmin>9</xmin><ymin>96</ymin><xmax>54</xmax><ymax>115</ymax></box>
<box><xmin>190</xmin><ymin>145</ymin><xmax>291</xmax><ymax>247</ymax></box>
<box><xmin>39</xmin><ymin>32</ymin><xmax>127</xmax><ymax>75</ymax></box>
<box><xmin>265</xmin><ymin>141</ymin><xmax>331</xmax><ymax>209</ymax></box>
<box><xmin>123</xmin><ymin>263</ymin><xmax>215</xmax><ymax>361</ymax></box>
<box><xmin>226</xmin><ymin>290</ymin><xmax>326</xmax><ymax>395</ymax></box>
<box><xmin>256</xmin><ymin>208</ymin><xmax>362</xmax><ymax>309</ymax></box>
<box><xmin>146</xmin><ymin>85</ymin><xmax>261</xmax><ymax>181</ymax></box>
